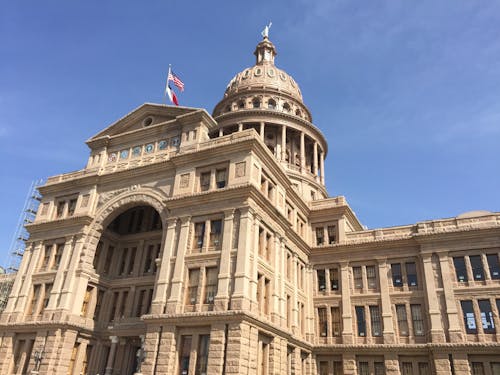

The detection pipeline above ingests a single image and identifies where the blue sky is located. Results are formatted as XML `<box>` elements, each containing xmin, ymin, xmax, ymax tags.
<box><xmin>1</xmin><ymin>1</ymin><xmax>499</xmax><ymax>265</ymax></box>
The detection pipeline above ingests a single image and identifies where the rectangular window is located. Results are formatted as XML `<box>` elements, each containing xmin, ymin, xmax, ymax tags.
<box><xmin>331</xmin><ymin>306</ymin><xmax>341</xmax><ymax>336</ymax></box>
<box><xmin>353</xmin><ymin>266</ymin><xmax>363</xmax><ymax>290</ymax></box>
<box><xmin>67</xmin><ymin>198</ymin><xmax>77</xmax><ymax>216</ymax></box>
<box><xmin>119</xmin><ymin>291</ymin><xmax>128</xmax><ymax>317</ymax></box>
<box><xmin>406</xmin><ymin>262</ymin><xmax>418</xmax><ymax>286</ymax></box>
<box><xmin>179</xmin><ymin>335</ymin><xmax>192</xmax><ymax>375</ymax></box>
<box><xmin>194</xmin><ymin>222</ymin><xmax>206</xmax><ymax>249</ymax></box>
<box><xmin>355</xmin><ymin>306</ymin><xmax>366</xmax><ymax>336</ymax></box>
<box><xmin>27</xmin><ymin>284</ymin><xmax>41</xmax><ymax>316</ymax></box>
<box><xmin>103</xmin><ymin>246</ymin><xmax>114</xmax><ymax>274</ymax></box>
<box><xmin>200</xmin><ymin>171</ymin><xmax>211</xmax><ymax>191</ymax></box>
<box><xmin>391</xmin><ymin>263</ymin><xmax>403</xmax><ymax>287</ymax></box>
<box><xmin>317</xmin><ymin>269</ymin><xmax>326</xmax><ymax>292</ymax></box>
<box><xmin>454</xmin><ymin>257</ymin><xmax>468</xmax><ymax>282</ymax></box>
<box><xmin>461</xmin><ymin>300</ymin><xmax>477</xmax><ymax>334</ymax></box>
<box><xmin>135</xmin><ymin>290</ymin><xmax>146</xmax><ymax>317</ymax></box>
<box><xmin>203</xmin><ymin>267</ymin><xmax>218</xmax><ymax>304</ymax></box>
<box><xmin>119</xmin><ymin>248</ymin><xmax>128</xmax><ymax>275</ymax></box>
<box><xmin>94</xmin><ymin>290</ymin><xmax>104</xmax><ymax>320</ymax></box>
<box><xmin>41</xmin><ymin>245</ymin><xmax>52</xmax><ymax>270</ymax></box>
<box><xmin>327</xmin><ymin>225</ymin><xmax>336</xmax><ymax>244</ymax></box>
<box><xmin>471</xmin><ymin>363</ymin><xmax>485</xmax><ymax>375</ymax></box>
<box><xmin>487</xmin><ymin>254</ymin><xmax>500</xmax><ymax>279</ymax></box>
<box><xmin>319</xmin><ymin>362</ymin><xmax>329</xmax><ymax>375</ymax></box>
<box><xmin>370</xmin><ymin>305</ymin><xmax>382</xmax><ymax>336</ymax></box>
<box><xmin>52</xmin><ymin>244</ymin><xmax>64</xmax><ymax>270</ymax></box>
<box><xmin>109</xmin><ymin>292</ymin><xmax>119</xmax><ymax>321</ymax></box>
<box><xmin>127</xmin><ymin>247</ymin><xmax>136</xmax><ymax>275</ymax></box>
<box><xmin>478</xmin><ymin>299</ymin><xmax>495</xmax><ymax>334</ymax></box>
<box><xmin>41</xmin><ymin>283</ymin><xmax>52</xmax><ymax>313</ymax></box>
<box><xmin>316</xmin><ymin>227</ymin><xmax>324</xmax><ymax>245</ymax></box>
<box><xmin>366</xmin><ymin>265</ymin><xmax>377</xmax><ymax>289</ymax></box>
<box><xmin>358</xmin><ymin>362</ymin><xmax>369</xmax><ymax>375</ymax></box>
<box><xmin>418</xmin><ymin>363</ymin><xmax>430</xmax><ymax>375</ymax></box>
<box><xmin>411</xmin><ymin>304</ymin><xmax>425</xmax><ymax>336</ymax></box>
<box><xmin>318</xmin><ymin>307</ymin><xmax>328</xmax><ymax>337</ymax></box>
<box><xmin>143</xmin><ymin>244</ymin><xmax>154</xmax><ymax>274</ymax></box>
<box><xmin>333</xmin><ymin>361</ymin><xmax>343</xmax><ymax>375</ymax></box>
<box><xmin>396</xmin><ymin>304</ymin><xmax>409</xmax><ymax>336</ymax></box>
<box><xmin>374</xmin><ymin>362</ymin><xmax>385</xmax><ymax>375</ymax></box>
<box><xmin>401</xmin><ymin>363</ymin><xmax>413</xmax><ymax>375</ymax></box>
<box><xmin>209</xmin><ymin>220</ymin><xmax>222</xmax><ymax>249</ymax></box>
<box><xmin>216</xmin><ymin>168</ymin><xmax>227</xmax><ymax>188</ymax></box>
<box><xmin>187</xmin><ymin>269</ymin><xmax>200</xmax><ymax>305</ymax></box>
<box><xmin>330</xmin><ymin>268</ymin><xmax>339</xmax><ymax>291</ymax></box>
<box><xmin>56</xmin><ymin>200</ymin><xmax>66</xmax><ymax>218</ymax></box>
<box><xmin>195</xmin><ymin>335</ymin><xmax>210</xmax><ymax>375</ymax></box>
<box><xmin>470</xmin><ymin>255</ymin><xmax>485</xmax><ymax>281</ymax></box>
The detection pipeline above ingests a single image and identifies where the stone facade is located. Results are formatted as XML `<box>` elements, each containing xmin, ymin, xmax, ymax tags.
<box><xmin>0</xmin><ymin>35</ymin><xmax>499</xmax><ymax>375</ymax></box>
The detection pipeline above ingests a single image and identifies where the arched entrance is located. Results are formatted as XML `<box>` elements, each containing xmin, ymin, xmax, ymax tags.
<box><xmin>87</xmin><ymin>204</ymin><xmax>163</xmax><ymax>375</ymax></box>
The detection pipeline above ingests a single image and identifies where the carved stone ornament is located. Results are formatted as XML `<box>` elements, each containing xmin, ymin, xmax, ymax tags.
<box><xmin>97</xmin><ymin>184</ymin><xmax>141</xmax><ymax>208</ymax></box>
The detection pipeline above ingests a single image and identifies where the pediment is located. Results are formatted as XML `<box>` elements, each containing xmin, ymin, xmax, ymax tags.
<box><xmin>88</xmin><ymin>103</ymin><xmax>198</xmax><ymax>142</ymax></box>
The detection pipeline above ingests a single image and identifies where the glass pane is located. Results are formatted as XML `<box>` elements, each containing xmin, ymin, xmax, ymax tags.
<box><xmin>470</xmin><ymin>255</ymin><xmax>485</xmax><ymax>281</ymax></box>
<box><xmin>478</xmin><ymin>299</ymin><xmax>495</xmax><ymax>333</ymax></box>
<box><xmin>487</xmin><ymin>254</ymin><xmax>500</xmax><ymax>279</ymax></box>
<box><xmin>460</xmin><ymin>300</ymin><xmax>477</xmax><ymax>334</ymax></box>
<box><xmin>453</xmin><ymin>257</ymin><xmax>468</xmax><ymax>282</ymax></box>
<box><xmin>355</xmin><ymin>306</ymin><xmax>366</xmax><ymax>336</ymax></box>
<box><xmin>391</xmin><ymin>264</ymin><xmax>403</xmax><ymax>286</ymax></box>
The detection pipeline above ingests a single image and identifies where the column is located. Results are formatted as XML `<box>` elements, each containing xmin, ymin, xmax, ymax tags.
<box><xmin>281</xmin><ymin>125</ymin><xmax>287</xmax><ymax>162</ymax></box>
<box><xmin>251</xmin><ymin>216</ymin><xmax>261</xmax><ymax>313</ymax></box>
<box><xmin>214</xmin><ymin>210</ymin><xmax>235</xmax><ymax>311</ymax></box>
<box><xmin>319</xmin><ymin>150</ymin><xmax>325</xmax><ymax>184</ymax></box>
<box><xmin>13</xmin><ymin>241</ymin><xmax>43</xmax><ymax>316</ymax></box>
<box><xmin>271</xmin><ymin>235</ymin><xmax>282</xmax><ymax>324</ymax></box>
<box><xmin>313</xmin><ymin>142</ymin><xmax>318</xmax><ymax>182</ymax></box>
<box><xmin>377</xmin><ymin>259</ymin><xmax>395</xmax><ymax>343</ymax></box>
<box><xmin>291</xmin><ymin>254</ymin><xmax>299</xmax><ymax>335</ymax></box>
<box><xmin>452</xmin><ymin>353</ymin><xmax>471</xmax><ymax>375</ymax></box>
<box><xmin>231</xmin><ymin>208</ymin><xmax>254</xmax><ymax>311</ymax></box>
<box><xmin>259</xmin><ymin>122</ymin><xmax>265</xmax><ymax>139</ymax></box>
<box><xmin>342</xmin><ymin>353</ymin><xmax>357</xmax><ymax>375</ymax></box>
<box><xmin>165</xmin><ymin>216</ymin><xmax>191</xmax><ymax>313</ymax></box>
<box><xmin>438</xmin><ymin>253</ymin><xmax>463</xmax><ymax>342</ymax></box>
<box><xmin>59</xmin><ymin>235</ymin><xmax>85</xmax><ymax>311</ymax></box>
<box><xmin>385</xmin><ymin>352</ymin><xmax>401</xmax><ymax>375</ymax></box>
<box><xmin>104</xmin><ymin>336</ymin><xmax>119</xmax><ymax>375</ymax></box>
<box><xmin>300</xmin><ymin>132</ymin><xmax>305</xmax><ymax>171</ymax></box>
<box><xmin>340</xmin><ymin>262</ymin><xmax>353</xmax><ymax>344</ymax></box>
<box><xmin>238</xmin><ymin>123</ymin><xmax>243</xmax><ymax>132</ymax></box>
<box><xmin>47</xmin><ymin>236</ymin><xmax>74</xmax><ymax>310</ymax></box>
<box><xmin>219</xmin><ymin>128</ymin><xmax>223</xmax><ymax>137</ymax></box>
<box><xmin>4</xmin><ymin>243</ymin><xmax>33</xmax><ymax>315</ymax></box>
<box><xmin>421</xmin><ymin>253</ymin><xmax>446</xmax><ymax>342</ymax></box>
<box><xmin>151</xmin><ymin>218</ymin><xmax>177</xmax><ymax>314</ymax></box>
<box><xmin>433</xmin><ymin>353</ymin><xmax>452</xmax><ymax>375</ymax></box>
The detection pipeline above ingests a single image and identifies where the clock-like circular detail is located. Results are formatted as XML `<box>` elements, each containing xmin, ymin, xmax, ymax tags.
<box><xmin>132</xmin><ymin>146</ymin><xmax>142</xmax><ymax>157</ymax></box>
<box><xmin>120</xmin><ymin>150</ymin><xmax>129</xmax><ymax>159</ymax></box>
<box><xmin>267</xmin><ymin>68</ymin><xmax>275</xmax><ymax>78</ymax></box>
<box><xmin>172</xmin><ymin>136</ymin><xmax>180</xmax><ymax>147</ymax></box>
<box><xmin>145</xmin><ymin>144</ymin><xmax>154</xmax><ymax>153</ymax></box>
<box><xmin>158</xmin><ymin>140</ymin><xmax>168</xmax><ymax>150</ymax></box>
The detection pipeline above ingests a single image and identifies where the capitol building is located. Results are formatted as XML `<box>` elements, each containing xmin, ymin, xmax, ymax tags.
<box><xmin>0</xmin><ymin>33</ymin><xmax>499</xmax><ymax>375</ymax></box>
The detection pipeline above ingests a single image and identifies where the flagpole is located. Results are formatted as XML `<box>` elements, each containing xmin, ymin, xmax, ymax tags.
<box><xmin>164</xmin><ymin>64</ymin><xmax>172</xmax><ymax>103</ymax></box>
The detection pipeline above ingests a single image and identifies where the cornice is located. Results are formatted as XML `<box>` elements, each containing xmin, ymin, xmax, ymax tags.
<box><xmin>26</xmin><ymin>215</ymin><xmax>93</xmax><ymax>235</ymax></box>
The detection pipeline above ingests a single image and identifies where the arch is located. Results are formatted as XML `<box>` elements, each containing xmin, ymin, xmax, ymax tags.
<box><xmin>82</xmin><ymin>187</ymin><xmax>169</xmax><ymax>268</ymax></box>
<box><xmin>267</xmin><ymin>99</ymin><xmax>276</xmax><ymax>110</ymax></box>
<box><xmin>252</xmin><ymin>98</ymin><xmax>261</xmax><ymax>108</ymax></box>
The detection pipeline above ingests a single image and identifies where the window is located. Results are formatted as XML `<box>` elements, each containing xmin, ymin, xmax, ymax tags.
<box><xmin>478</xmin><ymin>299</ymin><xmax>495</xmax><ymax>333</ymax></box>
<box><xmin>67</xmin><ymin>198</ymin><xmax>77</xmax><ymax>216</ymax></box>
<box><xmin>103</xmin><ymin>246</ymin><xmax>114</xmax><ymax>274</ymax></box>
<box><xmin>454</xmin><ymin>257</ymin><xmax>468</xmax><ymax>282</ymax></box>
<box><xmin>194</xmin><ymin>222</ymin><xmax>205</xmax><ymax>250</ymax></box>
<box><xmin>410</xmin><ymin>304</ymin><xmax>424</xmax><ymax>336</ymax></box>
<box><xmin>353</xmin><ymin>266</ymin><xmax>363</xmax><ymax>290</ymax></box>
<box><xmin>461</xmin><ymin>300</ymin><xmax>477</xmax><ymax>334</ymax></box>
<box><xmin>41</xmin><ymin>283</ymin><xmax>52</xmax><ymax>313</ymax></box>
<box><xmin>317</xmin><ymin>269</ymin><xmax>326</xmax><ymax>292</ymax></box>
<box><xmin>27</xmin><ymin>284</ymin><xmax>41</xmax><ymax>316</ymax></box>
<box><xmin>330</xmin><ymin>268</ymin><xmax>339</xmax><ymax>290</ymax></box>
<box><xmin>487</xmin><ymin>254</ymin><xmax>500</xmax><ymax>279</ymax></box>
<box><xmin>195</xmin><ymin>335</ymin><xmax>210</xmax><ymax>375</ymax></box>
<box><xmin>186</xmin><ymin>269</ymin><xmax>200</xmax><ymax>305</ymax></box>
<box><xmin>470</xmin><ymin>255</ymin><xmax>485</xmax><ymax>281</ymax></box>
<box><xmin>318</xmin><ymin>307</ymin><xmax>328</xmax><ymax>337</ymax></box>
<box><xmin>253</xmin><ymin>99</ymin><xmax>261</xmax><ymax>108</ymax></box>
<box><xmin>331</xmin><ymin>306</ymin><xmax>341</xmax><ymax>336</ymax></box>
<box><xmin>355</xmin><ymin>306</ymin><xmax>366</xmax><ymax>336</ymax></box>
<box><xmin>418</xmin><ymin>363</ymin><xmax>430</xmax><ymax>375</ymax></box>
<box><xmin>257</xmin><ymin>274</ymin><xmax>271</xmax><ymax>315</ymax></box>
<box><xmin>93</xmin><ymin>290</ymin><xmax>104</xmax><ymax>320</ymax></box>
<box><xmin>118</xmin><ymin>291</ymin><xmax>128</xmax><ymax>318</ymax></box>
<box><xmin>471</xmin><ymin>363</ymin><xmax>485</xmax><ymax>375</ymax></box>
<box><xmin>391</xmin><ymin>264</ymin><xmax>403</xmax><ymax>287</ymax></box>
<box><xmin>316</xmin><ymin>227</ymin><xmax>324</xmax><ymax>245</ymax></box>
<box><xmin>179</xmin><ymin>335</ymin><xmax>192</xmax><ymax>375</ymax></box>
<box><xmin>401</xmin><ymin>362</ymin><xmax>413</xmax><ymax>375</ymax></box>
<box><xmin>268</xmin><ymin>99</ymin><xmax>276</xmax><ymax>109</ymax></box>
<box><xmin>40</xmin><ymin>245</ymin><xmax>52</xmax><ymax>271</ymax></box>
<box><xmin>56</xmin><ymin>200</ymin><xmax>66</xmax><ymax>218</ymax></box>
<box><xmin>200</xmin><ymin>172</ymin><xmax>210</xmax><ymax>191</ymax></box>
<box><xmin>327</xmin><ymin>225</ymin><xmax>336</xmax><ymax>244</ymax></box>
<box><xmin>366</xmin><ymin>266</ymin><xmax>377</xmax><ymax>289</ymax></box>
<box><xmin>396</xmin><ymin>304</ymin><xmax>409</xmax><ymax>336</ymax></box>
<box><xmin>406</xmin><ymin>262</ymin><xmax>418</xmax><ymax>286</ymax></box>
<box><xmin>209</xmin><ymin>220</ymin><xmax>222</xmax><ymax>248</ymax></box>
<box><xmin>374</xmin><ymin>362</ymin><xmax>385</xmax><ymax>375</ymax></box>
<box><xmin>370</xmin><ymin>305</ymin><xmax>382</xmax><ymax>336</ymax></box>
<box><xmin>258</xmin><ymin>335</ymin><xmax>270</xmax><ymax>375</ymax></box>
<box><xmin>127</xmin><ymin>247</ymin><xmax>137</xmax><ymax>275</ymax></box>
<box><xmin>216</xmin><ymin>169</ymin><xmax>227</xmax><ymax>188</ymax></box>
<box><xmin>203</xmin><ymin>267</ymin><xmax>218</xmax><ymax>304</ymax></box>
<box><xmin>52</xmin><ymin>244</ymin><xmax>64</xmax><ymax>270</ymax></box>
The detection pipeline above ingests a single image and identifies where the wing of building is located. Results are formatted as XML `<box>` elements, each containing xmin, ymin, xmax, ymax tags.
<box><xmin>1</xmin><ymin>35</ymin><xmax>499</xmax><ymax>375</ymax></box>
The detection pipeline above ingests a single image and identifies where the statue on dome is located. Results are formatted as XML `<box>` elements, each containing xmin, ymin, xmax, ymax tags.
<box><xmin>261</xmin><ymin>22</ymin><xmax>272</xmax><ymax>38</ymax></box>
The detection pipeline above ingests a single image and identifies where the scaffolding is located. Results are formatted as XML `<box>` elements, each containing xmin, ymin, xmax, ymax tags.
<box><xmin>0</xmin><ymin>179</ymin><xmax>44</xmax><ymax>312</ymax></box>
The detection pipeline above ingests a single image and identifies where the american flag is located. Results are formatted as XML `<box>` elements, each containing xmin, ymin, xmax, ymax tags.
<box><xmin>168</xmin><ymin>70</ymin><xmax>185</xmax><ymax>92</ymax></box>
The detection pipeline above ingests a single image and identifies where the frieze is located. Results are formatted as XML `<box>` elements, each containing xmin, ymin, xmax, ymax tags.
<box><xmin>97</xmin><ymin>184</ymin><xmax>141</xmax><ymax>208</ymax></box>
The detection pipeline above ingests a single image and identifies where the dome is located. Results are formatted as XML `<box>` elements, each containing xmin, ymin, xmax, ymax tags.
<box><xmin>222</xmin><ymin>37</ymin><xmax>303</xmax><ymax>102</ymax></box>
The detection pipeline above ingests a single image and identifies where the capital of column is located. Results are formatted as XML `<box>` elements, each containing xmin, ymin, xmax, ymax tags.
<box><xmin>179</xmin><ymin>216</ymin><xmax>191</xmax><ymax>226</ymax></box>
<box><xmin>110</xmin><ymin>336</ymin><xmax>119</xmax><ymax>344</ymax></box>
<box><xmin>223</xmin><ymin>209</ymin><xmax>235</xmax><ymax>220</ymax></box>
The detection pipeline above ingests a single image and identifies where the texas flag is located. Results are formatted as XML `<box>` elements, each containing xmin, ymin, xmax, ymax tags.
<box><xmin>164</xmin><ymin>66</ymin><xmax>184</xmax><ymax>106</ymax></box>
<box><xmin>165</xmin><ymin>83</ymin><xmax>179</xmax><ymax>106</ymax></box>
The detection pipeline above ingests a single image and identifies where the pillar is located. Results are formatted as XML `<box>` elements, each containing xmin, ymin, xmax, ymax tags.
<box><xmin>300</xmin><ymin>132</ymin><xmax>305</xmax><ymax>171</ymax></box>
<box><xmin>151</xmin><ymin>218</ymin><xmax>178</xmax><ymax>314</ymax></box>
<box><xmin>438</xmin><ymin>253</ymin><xmax>463</xmax><ymax>342</ymax></box>
<box><xmin>215</xmin><ymin>210</ymin><xmax>235</xmax><ymax>311</ymax></box>
<box><xmin>260</xmin><ymin>122</ymin><xmax>265</xmax><ymax>139</ymax></box>
<box><xmin>421</xmin><ymin>253</ymin><xmax>446</xmax><ymax>342</ymax></box>
<box><xmin>319</xmin><ymin>150</ymin><xmax>325</xmax><ymax>184</ymax></box>
<box><xmin>313</xmin><ymin>142</ymin><xmax>318</xmax><ymax>181</ymax></box>
<box><xmin>340</xmin><ymin>262</ymin><xmax>353</xmax><ymax>344</ymax></box>
<box><xmin>47</xmin><ymin>236</ymin><xmax>74</xmax><ymax>310</ymax></box>
<box><xmin>59</xmin><ymin>235</ymin><xmax>85</xmax><ymax>311</ymax></box>
<box><xmin>281</xmin><ymin>125</ymin><xmax>287</xmax><ymax>162</ymax></box>
<box><xmin>104</xmin><ymin>336</ymin><xmax>119</xmax><ymax>375</ymax></box>
<box><xmin>377</xmin><ymin>259</ymin><xmax>395</xmax><ymax>343</ymax></box>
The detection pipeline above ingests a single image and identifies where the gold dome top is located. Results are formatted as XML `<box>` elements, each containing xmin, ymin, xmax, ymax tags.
<box><xmin>223</xmin><ymin>37</ymin><xmax>303</xmax><ymax>102</ymax></box>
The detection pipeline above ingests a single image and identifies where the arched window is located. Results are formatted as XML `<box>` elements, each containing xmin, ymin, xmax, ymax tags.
<box><xmin>295</xmin><ymin>109</ymin><xmax>302</xmax><ymax>117</ymax></box>
<box><xmin>283</xmin><ymin>103</ymin><xmax>291</xmax><ymax>113</ymax></box>
<box><xmin>238</xmin><ymin>101</ymin><xmax>245</xmax><ymax>109</ymax></box>
<box><xmin>268</xmin><ymin>99</ymin><xmax>276</xmax><ymax>110</ymax></box>
<box><xmin>253</xmin><ymin>99</ymin><xmax>261</xmax><ymax>108</ymax></box>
